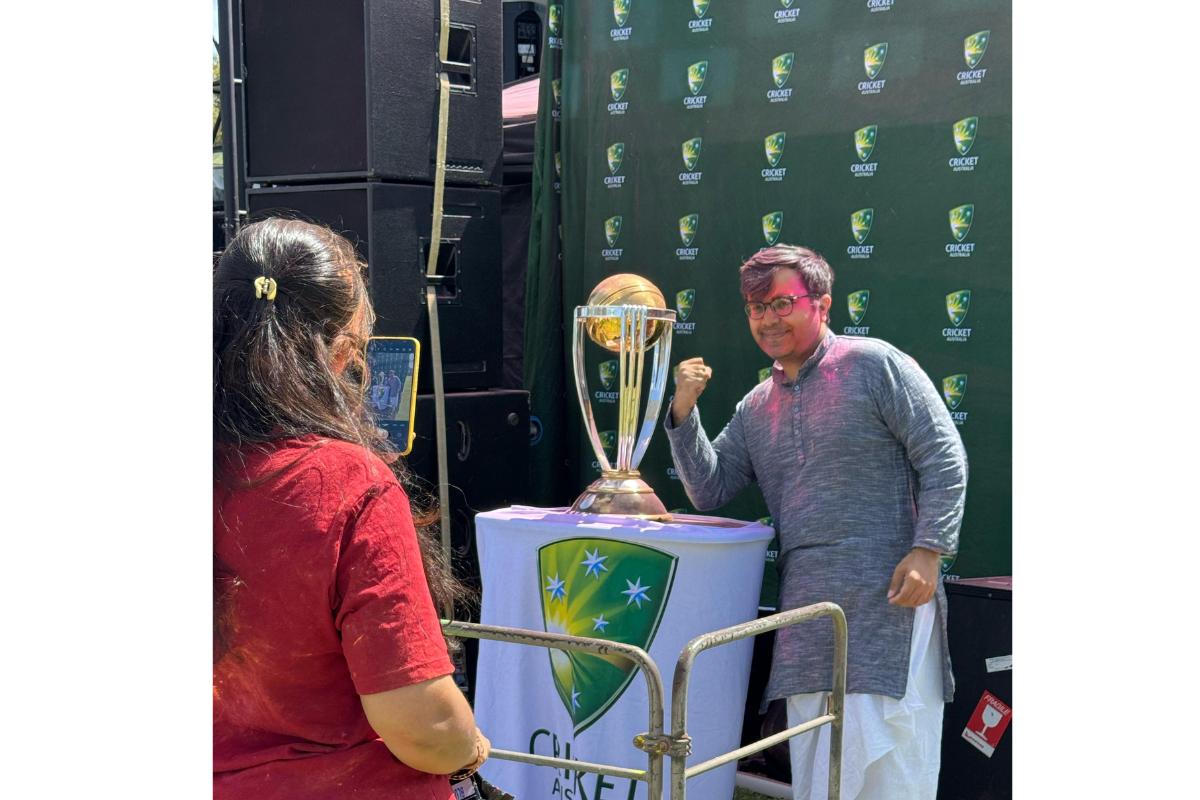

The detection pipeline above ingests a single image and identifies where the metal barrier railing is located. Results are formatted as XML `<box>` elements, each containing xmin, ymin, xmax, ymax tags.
<box><xmin>442</xmin><ymin>620</ymin><xmax>668</xmax><ymax>799</ymax></box>
<box><xmin>668</xmin><ymin>602</ymin><xmax>848</xmax><ymax>800</ymax></box>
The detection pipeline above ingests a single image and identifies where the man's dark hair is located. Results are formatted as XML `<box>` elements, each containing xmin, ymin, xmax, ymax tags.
<box><xmin>739</xmin><ymin>244</ymin><xmax>835</xmax><ymax>299</ymax></box>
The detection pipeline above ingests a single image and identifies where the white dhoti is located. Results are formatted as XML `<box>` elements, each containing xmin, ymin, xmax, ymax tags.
<box><xmin>786</xmin><ymin>601</ymin><xmax>944</xmax><ymax>800</ymax></box>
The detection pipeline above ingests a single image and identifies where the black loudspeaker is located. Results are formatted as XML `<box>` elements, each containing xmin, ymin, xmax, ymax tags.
<box><xmin>246</xmin><ymin>182</ymin><xmax>502</xmax><ymax>391</ymax></box>
<box><xmin>241</xmin><ymin>0</ymin><xmax>501</xmax><ymax>185</ymax></box>
<box><xmin>938</xmin><ymin>578</ymin><xmax>1012</xmax><ymax>800</ymax></box>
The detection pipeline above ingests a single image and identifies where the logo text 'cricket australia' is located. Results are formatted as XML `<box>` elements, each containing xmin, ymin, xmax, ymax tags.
<box><xmin>763</xmin><ymin>132</ymin><xmax>787</xmax><ymax>181</ymax></box>
<box><xmin>762</xmin><ymin>211</ymin><xmax>783</xmax><ymax>246</ymax></box>
<box><xmin>548</xmin><ymin>4</ymin><xmax>563</xmax><ymax>48</ymax></box>
<box><xmin>610</xmin><ymin>0</ymin><xmax>632</xmax><ymax>41</ymax></box>
<box><xmin>684</xmin><ymin>61</ymin><xmax>709</xmax><ymax>109</ymax></box>
<box><xmin>867</xmin><ymin>0</ymin><xmax>895</xmax><ymax>11</ymax></box>
<box><xmin>677</xmin><ymin>215</ymin><xmax>699</xmax><ymax>260</ymax></box>
<box><xmin>604</xmin><ymin>143</ymin><xmax>625</xmax><ymax>189</ymax></box>
<box><xmin>768</xmin><ymin>52</ymin><xmax>794</xmax><ymax>102</ymax></box>
<box><xmin>848</xmin><ymin>208</ymin><xmax>874</xmax><ymax>258</ymax></box>
<box><xmin>608</xmin><ymin>68</ymin><xmax>629</xmax><ymax>115</ymax></box>
<box><xmin>538</xmin><ymin>537</ymin><xmax>678</xmax><ymax>734</ymax></box>
<box><xmin>845</xmin><ymin>290</ymin><xmax>870</xmax><ymax>335</ymax></box>
<box><xmin>851</xmin><ymin>124</ymin><xmax>879</xmax><ymax>177</ymax></box>
<box><xmin>947</xmin><ymin>204</ymin><xmax>975</xmax><ymax>256</ymax></box>
<box><xmin>679</xmin><ymin>137</ymin><xmax>703</xmax><ymax>185</ymax></box>
<box><xmin>943</xmin><ymin>290</ymin><xmax>973</xmax><ymax>342</ymax></box>
<box><xmin>775</xmin><ymin>0</ymin><xmax>800</xmax><ymax>24</ymax></box>
<box><xmin>860</xmin><ymin>42</ymin><xmax>888</xmax><ymax>94</ymax></box>
<box><xmin>595</xmin><ymin>361</ymin><xmax>619</xmax><ymax>402</ymax></box>
<box><xmin>690</xmin><ymin>0</ymin><xmax>712</xmax><ymax>33</ymax></box>
<box><xmin>949</xmin><ymin>117</ymin><xmax>979</xmax><ymax>171</ymax></box>
<box><xmin>674</xmin><ymin>289</ymin><xmax>697</xmax><ymax>334</ymax></box>
<box><xmin>942</xmin><ymin>374</ymin><xmax>968</xmax><ymax>425</ymax></box>
<box><xmin>958</xmin><ymin>30</ymin><xmax>990</xmax><ymax>84</ymax></box>
<box><xmin>602</xmin><ymin>216</ymin><xmax>623</xmax><ymax>261</ymax></box>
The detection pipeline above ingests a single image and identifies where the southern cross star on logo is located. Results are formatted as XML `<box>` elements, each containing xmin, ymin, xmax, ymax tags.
<box><xmin>764</xmin><ymin>132</ymin><xmax>787</xmax><ymax>167</ymax></box>
<box><xmin>953</xmin><ymin>117</ymin><xmax>978</xmax><ymax>155</ymax></box>
<box><xmin>851</xmin><ymin>208</ymin><xmax>874</xmax><ymax>244</ymax></box>
<box><xmin>942</xmin><ymin>374</ymin><xmax>968</xmax><ymax>410</ymax></box>
<box><xmin>855</xmin><ymin>125</ymin><xmax>877</xmax><ymax>161</ymax></box>
<box><xmin>848</xmin><ymin>290</ymin><xmax>870</xmax><ymax>325</ymax></box>
<box><xmin>610</xmin><ymin>68</ymin><xmax>628</xmax><ymax>102</ymax></box>
<box><xmin>676</xmin><ymin>289</ymin><xmax>695</xmax><ymax>321</ymax></box>
<box><xmin>949</xmin><ymin>204</ymin><xmax>974</xmax><ymax>242</ymax></box>
<box><xmin>693</xmin><ymin>0</ymin><xmax>709</xmax><ymax>18</ymax></box>
<box><xmin>679</xmin><ymin>214</ymin><xmax>699</xmax><ymax>247</ymax></box>
<box><xmin>946</xmin><ymin>290</ymin><xmax>972</xmax><ymax>327</ymax></box>
<box><xmin>598</xmin><ymin>360</ymin><xmax>618</xmax><ymax>391</ymax></box>
<box><xmin>772</xmin><ymin>52</ymin><xmax>795</xmax><ymax>88</ymax></box>
<box><xmin>538</xmin><ymin>537</ymin><xmax>678</xmax><ymax>734</ymax></box>
<box><xmin>681</xmin><ymin>137</ymin><xmax>702</xmax><ymax>170</ymax></box>
<box><xmin>964</xmin><ymin>30</ymin><xmax>990</xmax><ymax>68</ymax></box>
<box><xmin>864</xmin><ymin>42</ymin><xmax>888</xmax><ymax>79</ymax></box>
<box><xmin>604</xmin><ymin>215</ymin><xmax>622</xmax><ymax>247</ymax></box>
<box><xmin>607</xmin><ymin>142</ymin><xmax>625</xmax><ymax>174</ymax></box>
<box><xmin>762</xmin><ymin>211</ymin><xmax>783</xmax><ymax>245</ymax></box>
<box><xmin>688</xmin><ymin>61</ymin><xmax>709</xmax><ymax>95</ymax></box>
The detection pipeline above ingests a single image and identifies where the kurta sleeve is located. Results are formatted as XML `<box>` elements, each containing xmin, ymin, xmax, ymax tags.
<box><xmin>663</xmin><ymin>401</ymin><xmax>755</xmax><ymax>511</ymax></box>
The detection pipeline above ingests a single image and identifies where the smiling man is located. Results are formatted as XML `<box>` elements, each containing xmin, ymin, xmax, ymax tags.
<box><xmin>664</xmin><ymin>244</ymin><xmax>968</xmax><ymax>800</ymax></box>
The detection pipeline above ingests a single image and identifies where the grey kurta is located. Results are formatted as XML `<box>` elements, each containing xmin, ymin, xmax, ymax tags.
<box><xmin>664</xmin><ymin>330</ymin><xmax>967</xmax><ymax>706</ymax></box>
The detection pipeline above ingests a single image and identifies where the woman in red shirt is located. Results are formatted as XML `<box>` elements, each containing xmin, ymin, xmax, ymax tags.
<box><xmin>214</xmin><ymin>218</ymin><xmax>489</xmax><ymax>799</ymax></box>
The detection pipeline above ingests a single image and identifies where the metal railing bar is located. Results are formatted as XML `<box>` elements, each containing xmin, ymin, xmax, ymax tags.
<box><xmin>491</xmin><ymin>748</ymin><xmax>647</xmax><ymax>782</ymax></box>
<box><xmin>683</xmin><ymin>714</ymin><xmax>836</xmax><ymax>779</ymax></box>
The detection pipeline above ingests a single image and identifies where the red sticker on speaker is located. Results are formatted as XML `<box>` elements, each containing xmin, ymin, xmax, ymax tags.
<box><xmin>961</xmin><ymin>690</ymin><xmax>1011</xmax><ymax>757</ymax></box>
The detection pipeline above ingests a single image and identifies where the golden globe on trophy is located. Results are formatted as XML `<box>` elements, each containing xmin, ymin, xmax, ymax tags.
<box><xmin>569</xmin><ymin>274</ymin><xmax>676</xmax><ymax>520</ymax></box>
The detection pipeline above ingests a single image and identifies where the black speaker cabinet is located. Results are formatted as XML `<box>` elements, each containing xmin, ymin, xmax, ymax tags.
<box><xmin>938</xmin><ymin>578</ymin><xmax>1012</xmax><ymax>800</ymax></box>
<box><xmin>241</xmin><ymin>0</ymin><xmax>501</xmax><ymax>186</ymax></box>
<box><xmin>246</xmin><ymin>182</ymin><xmax>502</xmax><ymax>391</ymax></box>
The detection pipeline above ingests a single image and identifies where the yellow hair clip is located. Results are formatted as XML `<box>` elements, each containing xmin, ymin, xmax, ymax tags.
<box><xmin>253</xmin><ymin>276</ymin><xmax>278</xmax><ymax>301</ymax></box>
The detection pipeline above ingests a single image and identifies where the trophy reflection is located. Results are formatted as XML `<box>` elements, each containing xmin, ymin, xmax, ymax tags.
<box><xmin>569</xmin><ymin>274</ymin><xmax>676</xmax><ymax>520</ymax></box>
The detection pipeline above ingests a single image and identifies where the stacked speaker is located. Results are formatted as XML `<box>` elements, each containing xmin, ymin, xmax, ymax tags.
<box><xmin>221</xmin><ymin>0</ymin><xmax>530</xmax><ymax>695</ymax></box>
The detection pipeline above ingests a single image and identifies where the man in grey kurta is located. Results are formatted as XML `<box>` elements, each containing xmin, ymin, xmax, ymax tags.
<box><xmin>664</xmin><ymin>244</ymin><xmax>967</xmax><ymax>798</ymax></box>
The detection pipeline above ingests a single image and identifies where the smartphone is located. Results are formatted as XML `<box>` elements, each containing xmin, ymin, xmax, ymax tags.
<box><xmin>364</xmin><ymin>336</ymin><xmax>420</xmax><ymax>455</ymax></box>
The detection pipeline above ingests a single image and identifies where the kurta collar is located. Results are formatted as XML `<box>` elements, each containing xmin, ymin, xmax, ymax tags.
<box><xmin>772</xmin><ymin>328</ymin><xmax>837</xmax><ymax>386</ymax></box>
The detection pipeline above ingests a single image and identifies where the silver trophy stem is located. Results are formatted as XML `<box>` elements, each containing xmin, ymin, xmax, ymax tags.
<box><xmin>572</xmin><ymin>311</ymin><xmax>612</xmax><ymax>472</ymax></box>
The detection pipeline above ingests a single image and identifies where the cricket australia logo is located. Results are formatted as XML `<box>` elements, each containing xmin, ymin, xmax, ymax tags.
<box><xmin>553</xmin><ymin>151</ymin><xmax>561</xmax><ymax>192</ymax></box>
<box><xmin>845</xmin><ymin>290</ymin><xmax>870</xmax><ymax>335</ymax></box>
<box><xmin>679</xmin><ymin>137</ymin><xmax>703</xmax><ymax>185</ymax></box>
<box><xmin>763</xmin><ymin>132</ymin><xmax>787</xmax><ymax>181</ymax></box>
<box><xmin>949</xmin><ymin>117</ymin><xmax>979</xmax><ymax>172</ymax></box>
<box><xmin>538</xmin><ymin>537</ymin><xmax>678</xmax><ymax>734</ymax></box>
<box><xmin>762</xmin><ymin>211</ymin><xmax>783</xmax><ymax>246</ymax></box>
<box><xmin>548</xmin><ymin>4</ymin><xmax>563</xmax><ymax>48</ymax></box>
<box><xmin>867</xmin><ymin>0</ymin><xmax>895</xmax><ymax>11</ymax></box>
<box><xmin>684</xmin><ymin>61</ymin><xmax>709</xmax><ymax>109</ymax></box>
<box><xmin>611</xmin><ymin>0</ymin><xmax>632</xmax><ymax>41</ymax></box>
<box><xmin>958</xmin><ymin>30</ymin><xmax>990</xmax><ymax>84</ymax></box>
<box><xmin>690</xmin><ymin>0</ymin><xmax>712</xmax><ymax>33</ymax></box>
<box><xmin>775</xmin><ymin>0</ymin><xmax>800</xmax><ymax>24</ymax></box>
<box><xmin>595</xmin><ymin>361</ymin><xmax>619</xmax><ymax>403</ymax></box>
<box><xmin>551</xmin><ymin>78</ymin><xmax>562</xmax><ymax>119</ymax></box>
<box><xmin>608</xmin><ymin>69</ymin><xmax>629</xmax><ymax>115</ymax></box>
<box><xmin>768</xmin><ymin>52</ymin><xmax>794</xmax><ymax>102</ymax></box>
<box><xmin>860</xmin><ymin>42</ymin><xmax>888</xmax><ymax>94</ymax></box>
<box><xmin>677</xmin><ymin>214</ymin><xmax>699</xmax><ymax>260</ymax></box>
<box><xmin>674</xmin><ymin>289</ymin><xmax>697</xmax><ymax>334</ymax></box>
<box><xmin>592</xmin><ymin>430</ymin><xmax>618</xmax><ymax>470</ymax></box>
<box><xmin>942</xmin><ymin>374</ymin><xmax>968</xmax><ymax>425</ymax></box>
<box><xmin>602</xmin><ymin>215</ymin><xmax>623</xmax><ymax>261</ymax></box>
<box><xmin>848</xmin><ymin>208</ymin><xmax>874</xmax><ymax>259</ymax></box>
<box><xmin>604</xmin><ymin>143</ymin><xmax>626</xmax><ymax>189</ymax></box>
<box><xmin>947</xmin><ymin>204</ymin><xmax>975</xmax><ymax>256</ymax></box>
<box><xmin>851</xmin><ymin>124</ymin><xmax>879</xmax><ymax>177</ymax></box>
<box><xmin>943</xmin><ymin>290</ymin><xmax>973</xmax><ymax>342</ymax></box>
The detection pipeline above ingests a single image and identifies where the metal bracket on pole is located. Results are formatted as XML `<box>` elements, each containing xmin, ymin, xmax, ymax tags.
<box><xmin>633</xmin><ymin>733</ymin><xmax>692</xmax><ymax>759</ymax></box>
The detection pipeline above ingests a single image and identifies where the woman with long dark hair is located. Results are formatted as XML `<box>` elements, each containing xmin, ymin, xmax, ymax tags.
<box><xmin>214</xmin><ymin>218</ymin><xmax>489</xmax><ymax>799</ymax></box>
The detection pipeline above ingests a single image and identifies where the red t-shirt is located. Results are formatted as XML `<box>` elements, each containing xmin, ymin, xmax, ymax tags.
<box><xmin>214</xmin><ymin>438</ymin><xmax>455</xmax><ymax>800</ymax></box>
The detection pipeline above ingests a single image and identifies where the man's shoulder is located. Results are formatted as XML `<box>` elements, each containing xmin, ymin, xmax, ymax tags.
<box><xmin>829</xmin><ymin>335</ymin><xmax>916</xmax><ymax>369</ymax></box>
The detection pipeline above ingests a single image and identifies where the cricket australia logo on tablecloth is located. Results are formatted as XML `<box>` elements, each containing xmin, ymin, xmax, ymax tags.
<box><xmin>942</xmin><ymin>374</ymin><xmax>969</xmax><ymax>425</ymax></box>
<box><xmin>947</xmin><ymin>204</ymin><xmax>975</xmax><ymax>257</ymax></box>
<box><xmin>604</xmin><ymin>143</ymin><xmax>626</xmax><ymax>189</ymax></box>
<box><xmin>602</xmin><ymin>216</ymin><xmax>623</xmax><ymax>261</ymax></box>
<box><xmin>845</xmin><ymin>290</ymin><xmax>870</xmax><ymax>335</ymax></box>
<box><xmin>763</xmin><ymin>132</ymin><xmax>787</xmax><ymax>181</ymax></box>
<box><xmin>684</xmin><ymin>61</ymin><xmax>709</xmax><ymax>109</ymax></box>
<box><xmin>958</xmin><ymin>30</ymin><xmax>990</xmax><ymax>84</ymax></box>
<box><xmin>595</xmin><ymin>361</ymin><xmax>619</xmax><ymax>403</ymax></box>
<box><xmin>674</xmin><ymin>289</ymin><xmax>696</xmax><ymax>334</ymax></box>
<box><xmin>774</xmin><ymin>0</ymin><xmax>800</xmax><ymax>24</ymax></box>
<box><xmin>848</xmin><ymin>208</ymin><xmax>874</xmax><ymax>259</ymax></box>
<box><xmin>762</xmin><ymin>211</ymin><xmax>783</xmax><ymax>245</ymax></box>
<box><xmin>860</xmin><ymin>42</ymin><xmax>888</xmax><ymax>94</ymax></box>
<box><xmin>608</xmin><ymin>69</ymin><xmax>629</xmax><ymax>115</ymax></box>
<box><xmin>689</xmin><ymin>0</ymin><xmax>712</xmax><ymax>33</ymax></box>
<box><xmin>677</xmin><ymin>214</ymin><xmax>699</xmax><ymax>261</ymax></box>
<box><xmin>679</xmin><ymin>137</ymin><xmax>703</xmax><ymax>185</ymax></box>
<box><xmin>538</xmin><ymin>538</ymin><xmax>678</xmax><ymax>734</ymax></box>
<box><xmin>851</xmin><ymin>124</ymin><xmax>879</xmax><ymax>177</ymax></box>
<box><xmin>610</xmin><ymin>0</ymin><xmax>632</xmax><ymax>41</ymax></box>
<box><xmin>943</xmin><ymin>290</ymin><xmax>973</xmax><ymax>342</ymax></box>
<box><xmin>768</xmin><ymin>52</ymin><xmax>794</xmax><ymax>103</ymax></box>
<box><xmin>950</xmin><ymin>117</ymin><xmax>979</xmax><ymax>172</ymax></box>
<box><xmin>548</xmin><ymin>4</ymin><xmax>563</xmax><ymax>48</ymax></box>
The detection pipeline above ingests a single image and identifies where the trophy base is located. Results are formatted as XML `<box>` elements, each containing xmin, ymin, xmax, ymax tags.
<box><xmin>568</xmin><ymin>473</ymin><xmax>672</xmax><ymax>521</ymax></box>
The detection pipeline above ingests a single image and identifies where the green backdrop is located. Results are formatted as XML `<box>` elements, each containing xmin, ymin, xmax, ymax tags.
<box><xmin>525</xmin><ymin>0</ymin><xmax>1011</xmax><ymax>583</ymax></box>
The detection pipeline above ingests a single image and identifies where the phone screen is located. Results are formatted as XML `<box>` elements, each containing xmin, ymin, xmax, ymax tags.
<box><xmin>364</xmin><ymin>337</ymin><xmax>420</xmax><ymax>455</ymax></box>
